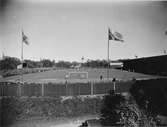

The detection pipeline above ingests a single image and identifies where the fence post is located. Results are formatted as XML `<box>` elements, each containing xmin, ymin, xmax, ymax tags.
<box><xmin>66</xmin><ymin>83</ymin><xmax>68</xmax><ymax>96</ymax></box>
<box><xmin>112</xmin><ymin>78</ymin><xmax>116</xmax><ymax>92</ymax></box>
<box><xmin>91</xmin><ymin>82</ymin><xmax>93</xmax><ymax>95</ymax></box>
<box><xmin>41</xmin><ymin>83</ymin><xmax>44</xmax><ymax>96</ymax></box>
<box><xmin>18</xmin><ymin>83</ymin><xmax>22</xmax><ymax>97</ymax></box>
<box><xmin>1</xmin><ymin>82</ymin><xmax>4</xmax><ymax>97</ymax></box>
<box><xmin>79</xmin><ymin>84</ymin><xmax>80</xmax><ymax>96</ymax></box>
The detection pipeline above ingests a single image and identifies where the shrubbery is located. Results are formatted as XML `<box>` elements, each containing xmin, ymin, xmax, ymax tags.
<box><xmin>130</xmin><ymin>78</ymin><xmax>167</xmax><ymax>126</ymax></box>
<box><xmin>1</xmin><ymin>97</ymin><xmax>102</xmax><ymax>126</ymax></box>
<box><xmin>100</xmin><ymin>90</ymin><xmax>158</xmax><ymax>127</ymax></box>
<box><xmin>130</xmin><ymin>78</ymin><xmax>167</xmax><ymax>117</ymax></box>
<box><xmin>100</xmin><ymin>90</ymin><xmax>125</xmax><ymax>125</ymax></box>
<box><xmin>100</xmin><ymin>90</ymin><xmax>142</xmax><ymax>127</ymax></box>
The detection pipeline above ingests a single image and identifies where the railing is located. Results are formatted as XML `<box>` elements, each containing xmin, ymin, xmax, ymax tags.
<box><xmin>0</xmin><ymin>81</ymin><xmax>134</xmax><ymax>97</ymax></box>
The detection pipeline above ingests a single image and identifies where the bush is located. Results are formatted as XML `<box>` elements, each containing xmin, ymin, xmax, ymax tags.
<box><xmin>130</xmin><ymin>78</ymin><xmax>167</xmax><ymax>117</ymax></box>
<box><xmin>100</xmin><ymin>90</ymin><xmax>157</xmax><ymax>127</ymax></box>
<box><xmin>100</xmin><ymin>90</ymin><xmax>126</xmax><ymax>126</ymax></box>
<box><xmin>0</xmin><ymin>97</ymin><xmax>103</xmax><ymax>126</ymax></box>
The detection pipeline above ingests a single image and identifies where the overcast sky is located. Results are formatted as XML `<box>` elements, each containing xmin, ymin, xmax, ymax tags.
<box><xmin>1</xmin><ymin>0</ymin><xmax>167</xmax><ymax>62</ymax></box>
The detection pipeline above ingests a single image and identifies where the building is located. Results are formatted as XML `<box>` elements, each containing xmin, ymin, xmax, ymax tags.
<box><xmin>120</xmin><ymin>55</ymin><xmax>167</xmax><ymax>76</ymax></box>
<box><xmin>110</xmin><ymin>61</ymin><xmax>123</xmax><ymax>69</ymax></box>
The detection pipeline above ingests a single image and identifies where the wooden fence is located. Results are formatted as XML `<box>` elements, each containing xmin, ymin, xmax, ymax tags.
<box><xmin>0</xmin><ymin>81</ymin><xmax>134</xmax><ymax>97</ymax></box>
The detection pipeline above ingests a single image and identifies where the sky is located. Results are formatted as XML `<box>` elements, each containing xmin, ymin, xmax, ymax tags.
<box><xmin>0</xmin><ymin>0</ymin><xmax>167</xmax><ymax>62</ymax></box>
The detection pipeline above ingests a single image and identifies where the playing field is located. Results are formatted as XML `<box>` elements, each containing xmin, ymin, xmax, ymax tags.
<box><xmin>0</xmin><ymin>68</ymin><xmax>159</xmax><ymax>83</ymax></box>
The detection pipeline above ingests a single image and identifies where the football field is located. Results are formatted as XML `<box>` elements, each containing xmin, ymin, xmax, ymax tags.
<box><xmin>0</xmin><ymin>68</ymin><xmax>159</xmax><ymax>83</ymax></box>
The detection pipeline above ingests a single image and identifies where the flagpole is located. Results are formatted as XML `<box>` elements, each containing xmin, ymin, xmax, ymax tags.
<box><xmin>18</xmin><ymin>30</ymin><xmax>23</xmax><ymax>96</ymax></box>
<box><xmin>107</xmin><ymin>28</ymin><xmax>110</xmax><ymax>80</ymax></box>
<box><xmin>21</xmin><ymin>30</ymin><xmax>23</xmax><ymax>84</ymax></box>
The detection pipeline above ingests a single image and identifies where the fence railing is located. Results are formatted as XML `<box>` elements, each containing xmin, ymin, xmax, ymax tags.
<box><xmin>0</xmin><ymin>81</ymin><xmax>134</xmax><ymax>97</ymax></box>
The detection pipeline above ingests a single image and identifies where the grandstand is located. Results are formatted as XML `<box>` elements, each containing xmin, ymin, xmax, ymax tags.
<box><xmin>121</xmin><ymin>55</ymin><xmax>167</xmax><ymax>76</ymax></box>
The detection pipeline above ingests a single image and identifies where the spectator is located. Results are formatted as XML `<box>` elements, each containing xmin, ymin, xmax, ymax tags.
<box><xmin>132</xmin><ymin>77</ymin><xmax>136</xmax><ymax>82</ymax></box>
<box><xmin>112</xmin><ymin>77</ymin><xmax>116</xmax><ymax>82</ymax></box>
<box><xmin>65</xmin><ymin>74</ymin><xmax>69</xmax><ymax>84</ymax></box>
<box><xmin>100</xmin><ymin>75</ymin><xmax>103</xmax><ymax>80</ymax></box>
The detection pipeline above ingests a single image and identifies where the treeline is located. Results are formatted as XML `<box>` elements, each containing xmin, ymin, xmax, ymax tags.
<box><xmin>0</xmin><ymin>56</ymin><xmax>55</xmax><ymax>70</ymax></box>
<box><xmin>0</xmin><ymin>56</ymin><xmax>109</xmax><ymax>70</ymax></box>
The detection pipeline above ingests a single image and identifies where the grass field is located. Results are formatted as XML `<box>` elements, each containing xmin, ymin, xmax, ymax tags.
<box><xmin>0</xmin><ymin>68</ymin><xmax>160</xmax><ymax>83</ymax></box>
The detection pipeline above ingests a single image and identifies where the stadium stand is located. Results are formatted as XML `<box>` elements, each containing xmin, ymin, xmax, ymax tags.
<box><xmin>121</xmin><ymin>55</ymin><xmax>167</xmax><ymax>76</ymax></box>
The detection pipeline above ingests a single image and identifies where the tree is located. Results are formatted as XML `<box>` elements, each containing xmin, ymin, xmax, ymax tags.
<box><xmin>0</xmin><ymin>56</ymin><xmax>21</xmax><ymax>70</ymax></box>
<box><xmin>84</xmin><ymin>59</ymin><xmax>108</xmax><ymax>68</ymax></box>
<box><xmin>100</xmin><ymin>90</ymin><xmax>142</xmax><ymax>127</ymax></box>
<box><xmin>24</xmin><ymin>59</ymin><xmax>42</xmax><ymax>68</ymax></box>
<box><xmin>40</xmin><ymin>59</ymin><xmax>55</xmax><ymax>67</ymax></box>
<box><xmin>56</xmin><ymin>61</ymin><xmax>72</xmax><ymax>68</ymax></box>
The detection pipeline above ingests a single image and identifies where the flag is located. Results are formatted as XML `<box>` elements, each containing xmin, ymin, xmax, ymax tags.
<box><xmin>22</xmin><ymin>31</ymin><xmax>29</xmax><ymax>45</ymax></box>
<box><xmin>108</xmin><ymin>28</ymin><xmax>124</xmax><ymax>42</ymax></box>
<box><xmin>165</xmin><ymin>30</ymin><xmax>167</xmax><ymax>35</ymax></box>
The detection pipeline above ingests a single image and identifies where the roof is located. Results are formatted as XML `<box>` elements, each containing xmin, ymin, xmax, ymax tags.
<box><xmin>120</xmin><ymin>55</ymin><xmax>167</xmax><ymax>62</ymax></box>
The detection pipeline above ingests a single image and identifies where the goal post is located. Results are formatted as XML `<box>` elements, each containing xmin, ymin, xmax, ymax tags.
<box><xmin>68</xmin><ymin>71</ymin><xmax>88</xmax><ymax>79</ymax></box>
